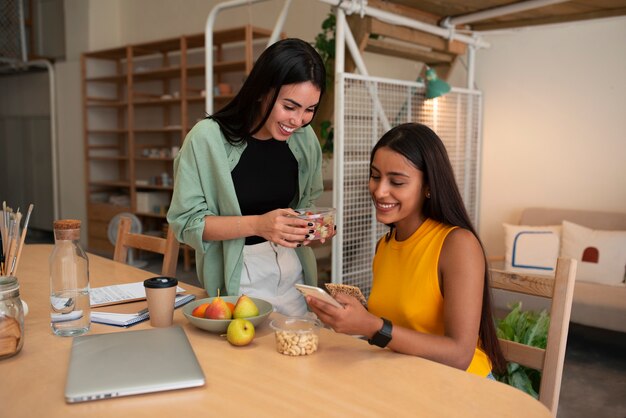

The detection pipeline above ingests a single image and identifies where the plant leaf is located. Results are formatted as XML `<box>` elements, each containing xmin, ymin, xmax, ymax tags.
<box><xmin>495</xmin><ymin>301</ymin><xmax>550</xmax><ymax>397</ymax></box>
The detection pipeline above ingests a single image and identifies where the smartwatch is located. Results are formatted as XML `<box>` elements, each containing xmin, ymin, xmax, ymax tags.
<box><xmin>368</xmin><ymin>317</ymin><xmax>393</xmax><ymax>348</ymax></box>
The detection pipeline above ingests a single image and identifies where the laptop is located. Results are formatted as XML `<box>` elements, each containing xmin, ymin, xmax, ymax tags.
<box><xmin>65</xmin><ymin>326</ymin><xmax>205</xmax><ymax>403</ymax></box>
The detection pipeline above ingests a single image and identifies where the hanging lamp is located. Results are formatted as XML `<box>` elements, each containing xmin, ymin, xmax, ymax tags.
<box><xmin>424</xmin><ymin>67</ymin><xmax>451</xmax><ymax>99</ymax></box>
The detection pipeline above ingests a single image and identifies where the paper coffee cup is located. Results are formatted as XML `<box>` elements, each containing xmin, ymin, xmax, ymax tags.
<box><xmin>144</xmin><ymin>277</ymin><xmax>178</xmax><ymax>327</ymax></box>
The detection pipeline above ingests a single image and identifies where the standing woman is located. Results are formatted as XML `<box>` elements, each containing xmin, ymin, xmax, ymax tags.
<box><xmin>168</xmin><ymin>38</ymin><xmax>329</xmax><ymax>315</ymax></box>
<box><xmin>306</xmin><ymin>123</ymin><xmax>505</xmax><ymax>377</ymax></box>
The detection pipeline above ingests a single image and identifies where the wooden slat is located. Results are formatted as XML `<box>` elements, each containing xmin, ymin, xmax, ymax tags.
<box><xmin>367</xmin><ymin>0</ymin><xmax>441</xmax><ymax>25</ymax></box>
<box><xmin>498</xmin><ymin>339</ymin><xmax>545</xmax><ymax>371</ymax></box>
<box><xmin>124</xmin><ymin>233</ymin><xmax>167</xmax><ymax>254</ymax></box>
<box><xmin>471</xmin><ymin>7</ymin><xmax>626</xmax><ymax>31</ymax></box>
<box><xmin>368</xmin><ymin>18</ymin><xmax>466</xmax><ymax>55</ymax></box>
<box><xmin>489</xmin><ymin>268</ymin><xmax>554</xmax><ymax>298</ymax></box>
<box><xmin>540</xmin><ymin>258</ymin><xmax>577</xmax><ymax>414</ymax></box>
<box><xmin>365</xmin><ymin>38</ymin><xmax>455</xmax><ymax>64</ymax></box>
<box><xmin>114</xmin><ymin>216</ymin><xmax>179</xmax><ymax>277</ymax></box>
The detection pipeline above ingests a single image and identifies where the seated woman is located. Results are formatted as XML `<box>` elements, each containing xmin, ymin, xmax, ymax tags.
<box><xmin>305</xmin><ymin>123</ymin><xmax>505</xmax><ymax>377</ymax></box>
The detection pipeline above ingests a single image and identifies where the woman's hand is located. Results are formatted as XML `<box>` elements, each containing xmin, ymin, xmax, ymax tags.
<box><xmin>318</xmin><ymin>223</ymin><xmax>337</xmax><ymax>244</ymax></box>
<box><xmin>255</xmin><ymin>209</ymin><xmax>313</xmax><ymax>248</ymax></box>
<box><xmin>306</xmin><ymin>293</ymin><xmax>375</xmax><ymax>336</ymax></box>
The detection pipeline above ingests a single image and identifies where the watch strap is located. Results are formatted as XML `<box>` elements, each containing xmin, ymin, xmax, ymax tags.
<box><xmin>368</xmin><ymin>317</ymin><xmax>393</xmax><ymax>348</ymax></box>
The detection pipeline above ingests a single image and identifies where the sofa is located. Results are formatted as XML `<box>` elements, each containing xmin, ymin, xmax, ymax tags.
<box><xmin>490</xmin><ymin>207</ymin><xmax>626</xmax><ymax>333</ymax></box>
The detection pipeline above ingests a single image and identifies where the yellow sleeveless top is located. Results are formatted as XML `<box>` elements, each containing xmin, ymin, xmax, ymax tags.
<box><xmin>368</xmin><ymin>218</ymin><xmax>491</xmax><ymax>377</ymax></box>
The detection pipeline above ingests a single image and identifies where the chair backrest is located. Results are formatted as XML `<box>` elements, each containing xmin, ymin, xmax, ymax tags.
<box><xmin>113</xmin><ymin>216</ymin><xmax>180</xmax><ymax>277</ymax></box>
<box><xmin>489</xmin><ymin>257</ymin><xmax>577</xmax><ymax>416</ymax></box>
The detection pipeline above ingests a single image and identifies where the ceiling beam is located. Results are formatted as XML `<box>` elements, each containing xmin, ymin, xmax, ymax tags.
<box><xmin>471</xmin><ymin>7</ymin><xmax>626</xmax><ymax>31</ymax></box>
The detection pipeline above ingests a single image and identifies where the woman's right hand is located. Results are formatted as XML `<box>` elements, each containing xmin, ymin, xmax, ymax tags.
<box><xmin>255</xmin><ymin>209</ymin><xmax>313</xmax><ymax>248</ymax></box>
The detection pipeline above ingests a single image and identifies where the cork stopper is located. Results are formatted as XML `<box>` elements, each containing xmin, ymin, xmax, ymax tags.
<box><xmin>53</xmin><ymin>219</ymin><xmax>81</xmax><ymax>230</ymax></box>
<box><xmin>53</xmin><ymin>219</ymin><xmax>81</xmax><ymax>240</ymax></box>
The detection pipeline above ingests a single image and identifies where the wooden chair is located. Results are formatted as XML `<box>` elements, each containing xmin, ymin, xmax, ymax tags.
<box><xmin>489</xmin><ymin>257</ymin><xmax>577</xmax><ymax>416</ymax></box>
<box><xmin>113</xmin><ymin>216</ymin><xmax>180</xmax><ymax>277</ymax></box>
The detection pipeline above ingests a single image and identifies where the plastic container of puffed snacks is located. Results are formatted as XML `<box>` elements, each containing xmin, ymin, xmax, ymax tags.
<box><xmin>270</xmin><ymin>316</ymin><xmax>321</xmax><ymax>356</ymax></box>
<box><xmin>293</xmin><ymin>207</ymin><xmax>336</xmax><ymax>240</ymax></box>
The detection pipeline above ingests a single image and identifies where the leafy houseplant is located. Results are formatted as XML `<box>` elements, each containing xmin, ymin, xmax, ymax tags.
<box><xmin>494</xmin><ymin>302</ymin><xmax>550</xmax><ymax>398</ymax></box>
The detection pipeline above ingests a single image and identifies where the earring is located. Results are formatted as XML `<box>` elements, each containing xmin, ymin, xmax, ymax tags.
<box><xmin>426</xmin><ymin>192</ymin><xmax>431</xmax><ymax>199</ymax></box>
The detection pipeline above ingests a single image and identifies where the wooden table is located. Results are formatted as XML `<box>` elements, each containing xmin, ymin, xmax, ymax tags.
<box><xmin>2</xmin><ymin>244</ymin><xmax>551</xmax><ymax>417</ymax></box>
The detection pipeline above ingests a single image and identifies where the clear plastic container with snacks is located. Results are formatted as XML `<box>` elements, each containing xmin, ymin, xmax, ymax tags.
<box><xmin>293</xmin><ymin>207</ymin><xmax>336</xmax><ymax>240</ymax></box>
<box><xmin>270</xmin><ymin>316</ymin><xmax>321</xmax><ymax>356</ymax></box>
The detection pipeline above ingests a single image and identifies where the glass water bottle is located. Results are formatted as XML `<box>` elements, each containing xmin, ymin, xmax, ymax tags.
<box><xmin>49</xmin><ymin>219</ymin><xmax>90</xmax><ymax>336</ymax></box>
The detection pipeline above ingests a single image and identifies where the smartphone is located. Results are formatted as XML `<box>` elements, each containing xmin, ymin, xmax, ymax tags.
<box><xmin>295</xmin><ymin>284</ymin><xmax>343</xmax><ymax>309</ymax></box>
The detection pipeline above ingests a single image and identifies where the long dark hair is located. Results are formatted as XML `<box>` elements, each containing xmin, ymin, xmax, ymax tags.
<box><xmin>209</xmin><ymin>38</ymin><xmax>326</xmax><ymax>145</ymax></box>
<box><xmin>370</xmin><ymin>123</ymin><xmax>506</xmax><ymax>373</ymax></box>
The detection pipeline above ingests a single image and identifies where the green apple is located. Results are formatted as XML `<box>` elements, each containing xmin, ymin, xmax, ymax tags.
<box><xmin>204</xmin><ymin>296</ymin><xmax>232</xmax><ymax>320</ymax></box>
<box><xmin>233</xmin><ymin>294</ymin><xmax>259</xmax><ymax>319</ymax></box>
<box><xmin>226</xmin><ymin>318</ymin><xmax>255</xmax><ymax>346</ymax></box>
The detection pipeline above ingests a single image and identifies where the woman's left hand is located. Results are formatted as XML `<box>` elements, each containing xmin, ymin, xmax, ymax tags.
<box><xmin>306</xmin><ymin>293</ymin><xmax>371</xmax><ymax>335</ymax></box>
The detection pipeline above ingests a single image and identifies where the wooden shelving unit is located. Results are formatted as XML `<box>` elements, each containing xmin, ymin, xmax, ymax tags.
<box><xmin>82</xmin><ymin>25</ymin><xmax>276</xmax><ymax>255</ymax></box>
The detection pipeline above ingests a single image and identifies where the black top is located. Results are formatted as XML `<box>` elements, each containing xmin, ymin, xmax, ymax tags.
<box><xmin>231</xmin><ymin>137</ymin><xmax>299</xmax><ymax>245</ymax></box>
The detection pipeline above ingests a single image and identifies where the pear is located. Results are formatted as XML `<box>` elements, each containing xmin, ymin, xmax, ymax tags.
<box><xmin>227</xmin><ymin>318</ymin><xmax>255</xmax><ymax>346</ymax></box>
<box><xmin>233</xmin><ymin>294</ymin><xmax>259</xmax><ymax>319</ymax></box>
<box><xmin>204</xmin><ymin>290</ymin><xmax>232</xmax><ymax>320</ymax></box>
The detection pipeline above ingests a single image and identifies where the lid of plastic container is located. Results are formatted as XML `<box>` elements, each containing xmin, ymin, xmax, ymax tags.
<box><xmin>143</xmin><ymin>277</ymin><xmax>178</xmax><ymax>289</ymax></box>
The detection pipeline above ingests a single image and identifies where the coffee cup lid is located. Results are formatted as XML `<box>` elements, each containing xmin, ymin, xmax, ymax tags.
<box><xmin>144</xmin><ymin>277</ymin><xmax>178</xmax><ymax>289</ymax></box>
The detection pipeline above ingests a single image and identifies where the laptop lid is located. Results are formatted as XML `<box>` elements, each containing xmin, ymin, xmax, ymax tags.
<box><xmin>65</xmin><ymin>326</ymin><xmax>205</xmax><ymax>403</ymax></box>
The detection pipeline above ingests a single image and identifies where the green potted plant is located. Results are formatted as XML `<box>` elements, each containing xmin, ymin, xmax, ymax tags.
<box><xmin>494</xmin><ymin>302</ymin><xmax>550</xmax><ymax>398</ymax></box>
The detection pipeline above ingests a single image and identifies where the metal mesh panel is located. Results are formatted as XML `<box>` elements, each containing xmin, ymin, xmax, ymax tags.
<box><xmin>0</xmin><ymin>0</ymin><xmax>26</xmax><ymax>63</ymax></box>
<box><xmin>334</xmin><ymin>73</ymin><xmax>482</xmax><ymax>297</ymax></box>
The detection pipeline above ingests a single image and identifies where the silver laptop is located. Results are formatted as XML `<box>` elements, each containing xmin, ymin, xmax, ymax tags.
<box><xmin>65</xmin><ymin>326</ymin><xmax>205</xmax><ymax>403</ymax></box>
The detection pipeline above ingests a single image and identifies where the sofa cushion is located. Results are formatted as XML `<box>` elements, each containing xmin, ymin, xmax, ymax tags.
<box><xmin>503</xmin><ymin>223</ymin><xmax>561</xmax><ymax>275</ymax></box>
<box><xmin>561</xmin><ymin>221</ymin><xmax>626</xmax><ymax>286</ymax></box>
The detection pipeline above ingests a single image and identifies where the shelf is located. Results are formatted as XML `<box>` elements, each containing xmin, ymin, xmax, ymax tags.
<box><xmin>82</xmin><ymin>25</ymin><xmax>272</xmax><ymax>254</ymax></box>
<box><xmin>133</xmin><ymin>98</ymin><xmax>181</xmax><ymax>106</ymax></box>
<box><xmin>132</xmin><ymin>38</ymin><xmax>181</xmax><ymax>57</ymax></box>
<box><xmin>85</xmin><ymin>74</ymin><xmax>126</xmax><ymax>83</ymax></box>
<box><xmin>213</xmin><ymin>60</ymin><xmax>246</xmax><ymax>74</ymax></box>
<box><xmin>135</xmin><ymin>157</ymin><xmax>174</xmax><ymax>162</ymax></box>
<box><xmin>133</xmin><ymin>66</ymin><xmax>182</xmax><ymax>81</ymax></box>
<box><xmin>88</xmin><ymin>144</ymin><xmax>124</xmax><ymax>150</ymax></box>
<box><xmin>89</xmin><ymin>180</ymin><xmax>131</xmax><ymax>188</ymax></box>
<box><xmin>135</xmin><ymin>211</ymin><xmax>167</xmax><ymax>219</ymax></box>
<box><xmin>87</xmin><ymin>129</ymin><xmax>128</xmax><ymax>134</ymax></box>
<box><xmin>133</xmin><ymin>127</ymin><xmax>182</xmax><ymax>133</ymax></box>
<box><xmin>89</xmin><ymin>156</ymin><xmax>128</xmax><ymax>161</ymax></box>
<box><xmin>187</xmin><ymin>95</ymin><xmax>205</xmax><ymax>102</ymax></box>
<box><xmin>136</xmin><ymin>185</ymin><xmax>174</xmax><ymax>191</ymax></box>
<box><xmin>86</xmin><ymin>98</ymin><xmax>126</xmax><ymax>107</ymax></box>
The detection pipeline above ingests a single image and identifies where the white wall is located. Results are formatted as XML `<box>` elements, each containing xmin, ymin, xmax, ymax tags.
<box><xmin>476</xmin><ymin>17</ymin><xmax>626</xmax><ymax>257</ymax></box>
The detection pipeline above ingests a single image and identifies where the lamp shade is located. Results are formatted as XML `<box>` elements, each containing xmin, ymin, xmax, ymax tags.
<box><xmin>425</xmin><ymin>67</ymin><xmax>451</xmax><ymax>99</ymax></box>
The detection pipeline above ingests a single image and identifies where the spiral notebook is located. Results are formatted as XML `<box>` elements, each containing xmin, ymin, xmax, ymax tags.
<box><xmin>91</xmin><ymin>294</ymin><xmax>195</xmax><ymax>327</ymax></box>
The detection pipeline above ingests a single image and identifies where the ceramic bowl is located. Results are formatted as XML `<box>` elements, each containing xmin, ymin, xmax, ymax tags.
<box><xmin>183</xmin><ymin>296</ymin><xmax>273</xmax><ymax>333</ymax></box>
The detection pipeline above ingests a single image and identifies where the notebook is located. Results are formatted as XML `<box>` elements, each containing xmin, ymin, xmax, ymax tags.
<box><xmin>90</xmin><ymin>294</ymin><xmax>196</xmax><ymax>327</ymax></box>
<box><xmin>65</xmin><ymin>326</ymin><xmax>205</xmax><ymax>403</ymax></box>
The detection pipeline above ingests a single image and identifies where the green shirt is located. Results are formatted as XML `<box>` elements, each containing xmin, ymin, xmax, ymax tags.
<box><xmin>167</xmin><ymin>119</ymin><xmax>324</xmax><ymax>296</ymax></box>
